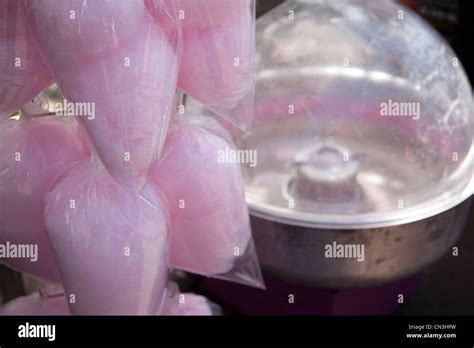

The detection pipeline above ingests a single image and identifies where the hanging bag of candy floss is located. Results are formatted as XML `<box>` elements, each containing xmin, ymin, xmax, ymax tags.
<box><xmin>0</xmin><ymin>291</ymin><xmax>70</xmax><ymax>316</ymax></box>
<box><xmin>24</xmin><ymin>0</ymin><xmax>181</xmax><ymax>194</ymax></box>
<box><xmin>151</xmin><ymin>113</ymin><xmax>264</xmax><ymax>289</ymax></box>
<box><xmin>160</xmin><ymin>282</ymin><xmax>222</xmax><ymax>315</ymax></box>
<box><xmin>0</xmin><ymin>109</ymin><xmax>89</xmax><ymax>284</ymax></box>
<box><xmin>147</xmin><ymin>0</ymin><xmax>256</xmax><ymax>133</ymax></box>
<box><xmin>0</xmin><ymin>0</ymin><xmax>53</xmax><ymax>119</ymax></box>
<box><xmin>43</xmin><ymin>157</ymin><xmax>170</xmax><ymax>315</ymax></box>
<box><xmin>0</xmin><ymin>282</ymin><xmax>221</xmax><ymax>316</ymax></box>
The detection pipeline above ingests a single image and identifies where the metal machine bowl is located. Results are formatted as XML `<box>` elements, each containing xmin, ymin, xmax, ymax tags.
<box><xmin>241</xmin><ymin>0</ymin><xmax>474</xmax><ymax>288</ymax></box>
<box><xmin>188</xmin><ymin>0</ymin><xmax>474</xmax><ymax>288</ymax></box>
<box><xmin>250</xmin><ymin>199</ymin><xmax>471</xmax><ymax>288</ymax></box>
<box><xmin>242</xmin><ymin>81</ymin><xmax>473</xmax><ymax>287</ymax></box>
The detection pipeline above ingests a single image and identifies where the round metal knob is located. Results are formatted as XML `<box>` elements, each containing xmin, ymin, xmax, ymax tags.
<box><xmin>289</xmin><ymin>142</ymin><xmax>361</xmax><ymax>202</ymax></box>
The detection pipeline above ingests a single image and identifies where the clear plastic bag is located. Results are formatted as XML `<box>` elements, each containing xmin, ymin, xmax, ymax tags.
<box><xmin>1</xmin><ymin>1</ymin><xmax>262</xmax><ymax>317</ymax></box>
<box><xmin>0</xmin><ymin>0</ymin><xmax>53</xmax><ymax>118</ymax></box>
<box><xmin>0</xmin><ymin>282</ymin><xmax>221</xmax><ymax>316</ymax></box>
<box><xmin>151</xmin><ymin>114</ymin><xmax>264</xmax><ymax>289</ymax></box>
<box><xmin>43</xmin><ymin>158</ymin><xmax>170</xmax><ymax>315</ymax></box>
<box><xmin>160</xmin><ymin>282</ymin><xmax>222</xmax><ymax>315</ymax></box>
<box><xmin>0</xmin><ymin>291</ymin><xmax>69</xmax><ymax>316</ymax></box>
<box><xmin>147</xmin><ymin>0</ymin><xmax>256</xmax><ymax>133</ymax></box>
<box><xmin>0</xmin><ymin>112</ymin><xmax>89</xmax><ymax>283</ymax></box>
<box><xmin>25</xmin><ymin>0</ymin><xmax>181</xmax><ymax>194</ymax></box>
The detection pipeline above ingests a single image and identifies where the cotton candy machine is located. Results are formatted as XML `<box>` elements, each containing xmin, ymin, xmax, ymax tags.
<box><xmin>190</xmin><ymin>0</ymin><xmax>473</xmax><ymax>293</ymax></box>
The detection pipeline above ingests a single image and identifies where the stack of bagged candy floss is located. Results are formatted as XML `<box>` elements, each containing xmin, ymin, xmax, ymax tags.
<box><xmin>0</xmin><ymin>0</ymin><xmax>262</xmax><ymax>315</ymax></box>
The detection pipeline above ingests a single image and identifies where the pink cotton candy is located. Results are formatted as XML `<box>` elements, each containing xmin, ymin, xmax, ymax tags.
<box><xmin>44</xmin><ymin>159</ymin><xmax>169</xmax><ymax>315</ymax></box>
<box><xmin>151</xmin><ymin>115</ymin><xmax>251</xmax><ymax>277</ymax></box>
<box><xmin>26</xmin><ymin>0</ymin><xmax>179</xmax><ymax>191</ymax></box>
<box><xmin>26</xmin><ymin>0</ymin><xmax>145</xmax><ymax>63</ymax></box>
<box><xmin>177</xmin><ymin>0</ymin><xmax>255</xmax><ymax>132</ymax></box>
<box><xmin>161</xmin><ymin>293</ymin><xmax>220</xmax><ymax>316</ymax></box>
<box><xmin>147</xmin><ymin>0</ymin><xmax>255</xmax><ymax>132</ymax></box>
<box><xmin>0</xmin><ymin>115</ymin><xmax>89</xmax><ymax>283</ymax></box>
<box><xmin>0</xmin><ymin>288</ymin><xmax>220</xmax><ymax>316</ymax></box>
<box><xmin>0</xmin><ymin>0</ymin><xmax>53</xmax><ymax>118</ymax></box>
<box><xmin>0</xmin><ymin>291</ymin><xmax>70</xmax><ymax>316</ymax></box>
<box><xmin>159</xmin><ymin>282</ymin><xmax>221</xmax><ymax>315</ymax></box>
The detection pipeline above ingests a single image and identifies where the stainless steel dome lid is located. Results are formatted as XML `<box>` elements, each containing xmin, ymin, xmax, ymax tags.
<box><xmin>236</xmin><ymin>0</ymin><xmax>474</xmax><ymax>229</ymax></box>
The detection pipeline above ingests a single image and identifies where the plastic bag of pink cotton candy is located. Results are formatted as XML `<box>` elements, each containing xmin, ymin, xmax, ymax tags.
<box><xmin>0</xmin><ymin>284</ymin><xmax>221</xmax><ymax>316</ymax></box>
<box><xmin>151</xmin><ymin>114</ymin><xmax>264</xmax><ymax>289</ymax></box>
<box><xmin>0</xmin><ymin>0</ymin><xmax>53</xmax><ymax>119</ymax></box>
<box><xmin>146</xmin><ymin>0</ymin><xmax>256</xmax><ymax>133</ymax></box>
<box><xmin>160</xmin><ymin>282</ymin><xmax>222</xmax><ymax>315</ymax></box>
<box><xmin>43</xmin><ymin>158</ymin><xmax>170</xmax><ymax>315</ymax></box>
<box><xmin>24</xmin><ymin>0</ymin><xmax>181</xmax><ymax>194</ymax></box>
<box><xmin>0</xmin><ymin>111</ymin><xmax>89</xmax><ymax>284</ymax></box>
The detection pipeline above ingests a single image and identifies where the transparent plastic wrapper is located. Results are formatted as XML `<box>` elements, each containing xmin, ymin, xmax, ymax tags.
<box><xmin>0</xmin><ymin>0</ymin><xmax>53</xmax><ymax>118</ymax></box>
<box><xmin>43</xmin><ymin>158</ymin><xmax>169</xmax><ymax>315</ymax></box>
<box><xmin>25</xmin><ymin>0</ymin><xmax>180</xmax><ymax>193</ymax></box>
<box><xmin>151</xmin><ymin>114</ymin><xmax>264</xmax><ymax>289</ymax></box>
<box><xmin>147</xmin><ymin>0</ymin><xmax>256</xmax><ymax>132</ymax></box>
<box><xmin>0</xmin><ymin>112</ymin><xmax>89</xmax><ymax>283</ymax></box>
<box><xmin>0</xmin><ymin>282</ymin><xmax>67</xmax><ymax>316</ymax></box>
<box><xmin>0</xmin><ymin>283</ymin><xmax>221</xmax><ymax>316</ymax></box>
<box><xmin>160</xmin><ymin>282</ymin><xmax>221</xmax><ymax>315</ymax></box>
<box><xmin>0</xmin><ymin>291</ymin><xmax>69</xmax><ymax>316</ymax></box>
